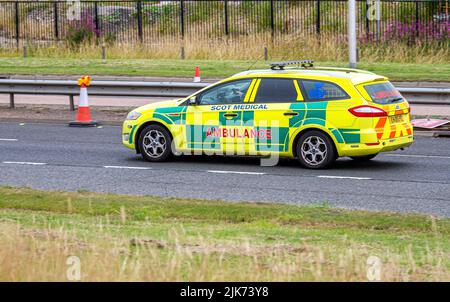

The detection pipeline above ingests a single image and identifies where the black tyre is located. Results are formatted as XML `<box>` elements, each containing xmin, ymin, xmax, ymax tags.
<box><xmin>350</xmin><ymin>154</ymin><xmax>378</xmax><ymax>161</ymax></box>
<box><xmin>296</xmin><ymin>130</ymin><xmax>336</xmax><ymax>169</ymax></box>
<box><xmin>138</xmin><ymin>124</ymin><xmax>172</xmax><ymax>162</ymax></box>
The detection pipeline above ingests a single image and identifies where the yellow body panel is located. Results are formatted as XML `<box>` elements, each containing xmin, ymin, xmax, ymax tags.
<box><xmin>122</xmin><ymin>69</ymin><xmax>413</xmax><ymax>159</ymax></box>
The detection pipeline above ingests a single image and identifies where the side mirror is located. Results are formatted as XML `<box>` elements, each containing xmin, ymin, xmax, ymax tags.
<box><xmin>188</xmin><ymin>96</ymin><xmax>197</xmax><ymax>105</ymax></box>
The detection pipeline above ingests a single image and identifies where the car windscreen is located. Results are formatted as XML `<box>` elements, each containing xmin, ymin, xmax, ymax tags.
<box><xmin>363</xmin><ymin>82</ymin><xmax>404</xmax><ymax>104</ymax></box>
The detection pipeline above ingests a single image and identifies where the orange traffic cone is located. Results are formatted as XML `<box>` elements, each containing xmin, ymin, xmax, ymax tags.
<box><xmin>194</xmin><ymin>66</ymin><xmax>201</xmax><ymax>83</ymax></box>
<box><xmin>69</xmin><ymin>76</ymin><xmax>98</xmax><ymax>127</ymax></box>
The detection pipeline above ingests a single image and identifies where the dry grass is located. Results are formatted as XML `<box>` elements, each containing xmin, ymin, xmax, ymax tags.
<box><xmin>0</xmin><ymin>219</ymin><xmax>448</xmax><ymax>282</ymax></box>
<box><xmin>0</xmin><ymin>221</ymin><xmax>272</xmax><ymax>281</ymax></box>
<box><xmin>2</xmin><ymin>33</ymin><xmax>448</xmax><ymax>64</ymax></box>
<box><xmin>0</xmin><ymin>187</ymin><xmax>449</xmax><ymax>282</ymax></box>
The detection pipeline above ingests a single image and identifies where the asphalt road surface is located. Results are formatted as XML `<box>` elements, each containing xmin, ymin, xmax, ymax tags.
<box><xmin>0</xmin><ymin>122</ymin><xmax>449</xmax><ymax>216</ymax></box>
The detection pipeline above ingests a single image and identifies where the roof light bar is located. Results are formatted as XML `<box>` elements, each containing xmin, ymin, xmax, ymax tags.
<box><xmin>270</xmin><ymin>60</ymin><xmax>314</xmax><ymax>70</ymax></box>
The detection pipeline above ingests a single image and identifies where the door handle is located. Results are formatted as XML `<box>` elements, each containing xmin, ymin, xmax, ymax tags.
<box><xmin>283</xmin><ymin>112</ymin><xmax>299</xmax><ymax>117</ymax></box>
<box><xmin>223</xmin><ymin>113</ymin><xmax>238</xmax><ymax>118</ymax></box>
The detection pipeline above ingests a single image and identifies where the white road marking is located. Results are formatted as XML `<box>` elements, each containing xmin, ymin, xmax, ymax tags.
<box><xmin>207</xmin><ymin>170</ymin><xmax>266</xmax><ymax>175</ymax></box>
<box><xmin>104</xmin><ymin>165</ymin><xmax>151</xmax><ymax>170</ymax></box>
<box><xmin>0</xmin><ymin>138</ymin><xmax>18</xmax><ymax>142</ymax></box>
<box><xmin>318</xmin><ymin>175</ymin><xmax>371</xmax><ymax>180</ymax></box>
<box><xmin>385</xmin><ymin>154</ymin><xmax>450</xmax><ymax>160</ymax></box>
<box><xmin>2</xmin><ymin>161</ymin><xmax>46</xmax><ymax>166</ymax></box>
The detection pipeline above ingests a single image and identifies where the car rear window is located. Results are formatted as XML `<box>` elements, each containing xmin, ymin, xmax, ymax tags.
<box><xmin>301</xmin><ymin>80</ymin><xmax>349</xmax><ymax>101</ymax></box>
<box><xmin>364</xmin><ymin>82</ymin><xmax>404</xmax><ymax>104</ymax></box>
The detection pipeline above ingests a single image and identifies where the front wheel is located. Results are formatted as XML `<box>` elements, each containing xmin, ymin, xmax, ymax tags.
<box><xmin>350</xmin><ymin>154</ymin><xmax>378</xmax><ymax>161</ymax></box>
<box><xmin>138</xmin><ymin>124</ymin><xmax>173</xmax><ymax>162</ymax></box>
<box><xmin>296</xmin><ymin>130</ymin><xmax>336</xmax><ymax>169</ymax></box>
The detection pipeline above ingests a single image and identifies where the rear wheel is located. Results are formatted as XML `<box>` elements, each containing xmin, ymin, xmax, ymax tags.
<box><xmin>350</xmin><ymin>154</ymin><xmax>378</xmax><ymax>161</ymax></box>
<box><xmin>138</xmin><ymin>124</ymin><xmax>172</xmax><ymax>162</ymax></box>
<box><xmin>296</xmin><ymin>130</ymin><xmax>336</xmax><ymax>169</ymax></box>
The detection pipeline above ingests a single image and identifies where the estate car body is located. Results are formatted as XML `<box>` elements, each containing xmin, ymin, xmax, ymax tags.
<box><xmin>122</xmin><ymin>61</ymin><xmax>413</xmax><ymax>168</ymax></box>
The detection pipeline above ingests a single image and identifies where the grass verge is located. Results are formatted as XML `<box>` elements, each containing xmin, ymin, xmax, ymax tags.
<box><xmin>0</xmin><ymin>186</ymin><xmax>449</xmax><ymax>281</ymax></box>
<box><xmin>0</xmin><ymin>58</ymin><xmax>449</xmax><ymax>82</ymax></box>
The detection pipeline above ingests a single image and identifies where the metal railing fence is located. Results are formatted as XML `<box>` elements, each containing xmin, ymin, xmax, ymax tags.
<box><xmin>0</xmin><ymin>0</ymin><xmax>448</xmax><ymax>46</ymax></box>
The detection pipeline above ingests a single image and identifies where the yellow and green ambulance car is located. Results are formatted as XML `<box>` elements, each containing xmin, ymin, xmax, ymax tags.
<box><xmin>122</xmin><ymin>61</ymin><xmax>413</xmax><ymax>169</ymax></box>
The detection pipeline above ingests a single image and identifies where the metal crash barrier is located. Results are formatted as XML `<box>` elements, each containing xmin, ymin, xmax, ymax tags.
<box><xmin>0</xmin><ymin>79</ymin><xmax>448</xmax><ymax>110</ymax></box>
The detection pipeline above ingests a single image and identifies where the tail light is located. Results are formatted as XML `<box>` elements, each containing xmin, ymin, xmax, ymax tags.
<box><xmin>348</xmin><ymin>105</ymin><xmax>387</xmax><ymax>117</ymax></box>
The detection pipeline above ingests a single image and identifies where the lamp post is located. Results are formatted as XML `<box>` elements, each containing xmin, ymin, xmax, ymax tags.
<box><xmin>348</xmin><ymin>0</ymin><xmax>357</xmax><ymax>68</ymax></box>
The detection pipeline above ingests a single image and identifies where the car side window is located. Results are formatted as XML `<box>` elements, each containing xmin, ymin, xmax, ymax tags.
<box><xmin>300</xmin><ymin>80</ymin><xmax>349</xmax><ymax>101</ymax></box>
<box><xmin>254</xmin><ymin>78</ymin><xmax>298</xmax><ymax>103</ymax></box>
<box><xmin>198</xmin><ymin>80</ymin><xmax>252</xmax><ymax>105</ymax></box>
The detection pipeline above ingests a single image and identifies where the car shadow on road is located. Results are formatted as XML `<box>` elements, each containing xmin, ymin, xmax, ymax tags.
<box><xmin>331</xmin><ymin>158</ymin><xmax>408</xmax><ymax>171</ymax></box>
<box><xmin>125</xmin><ymin>153</ymin><xmax>410</xmax><ymax>172</ymax></box>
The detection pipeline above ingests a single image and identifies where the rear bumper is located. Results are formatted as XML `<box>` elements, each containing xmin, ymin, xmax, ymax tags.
<box><xmin>377</xmin><ymin>135</ymin><xmax>414</xmax><ymax>152</ymax></box>
<box><xmin>338</xmin><ymin>134</ymin><xmax>414</xmax><ymax>157</ymax></box>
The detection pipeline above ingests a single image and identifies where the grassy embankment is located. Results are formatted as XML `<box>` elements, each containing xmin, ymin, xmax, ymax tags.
<box><xmin>0</xmin><ymin>57</ymin><xmax>449</xmax><ymax>82</ymax></box>
<box><xmin>0</xmin><ymin>186</ymin><xmax>449</xmax><ymax>281</ymax></box>
<box><xmin>0</xmin><ymin>32</ymin><xmax>448</xmax><ymax>81</ymax></box>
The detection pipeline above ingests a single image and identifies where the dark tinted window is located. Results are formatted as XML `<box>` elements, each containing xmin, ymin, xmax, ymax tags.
<box><xmin>254</xmin><ymin>79</ymin><xmax>298</xmax><ymax>103</ymax></box>
<box><xmin>198</xmin><ymin>80</ymin><xmax>252</xmax><ymax>105</ymax></box>
<box><xmin>301</xmin><ymin>80</ymin><xmax>348</xmax><ymax>101</ymax></box>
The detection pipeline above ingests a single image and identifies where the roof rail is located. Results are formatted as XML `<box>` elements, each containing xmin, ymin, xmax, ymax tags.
<box><xmin>270</xmin><ymin>60</ymin><xmax>314</xmax><ymax>70</ymax></box>
<box><xmin>313</xmin><ymin>66</ymin><xmax>376</xmax><ymax>75</ymax></box>
<box><xmin>268</xmin><ymin>61</ymin><xmax>376</xmax><ymax>75</ymax></box>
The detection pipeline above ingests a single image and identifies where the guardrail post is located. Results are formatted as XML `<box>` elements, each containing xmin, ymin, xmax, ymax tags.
<box><xmin>9</xmin><ymin>93</ymin><xmax>15</xmax><ymax>109</ymax></box>
<box><xmin>69</xmin><ymin>95</ymin><xmax>75</xmax><ymax>111</ymax></box>
<box><xmin>316</xmin><ymin>0</ymin><xmax>320</xmax><ymax>34</ymax></box>
<box><xmin>101</xmin><ymin>45</ymin><xmax>106</xmax><ymax>60</ymax></box>
<box><xmin>15</xmin><ymin>2</ymin><xmax>20</xmax><ymax>47</ymax></box>
<box><xmin>180</xmin><ymin>0</ymin><xmax>185</xmax><ymax>38</ymax></box>
<box><xmin>54</xmin><ymin>2</ymin><xmax>59</xmax><ymax>40</ymax></box>
<box><xmin>224</xmin><ymin>0</ymin><xmax>229</xmax><ymax>35</ymax></box>
<box><xmin>137</xmin><ymin>1</ymin><xmax>143</xmax><ymax>43</ymax></box>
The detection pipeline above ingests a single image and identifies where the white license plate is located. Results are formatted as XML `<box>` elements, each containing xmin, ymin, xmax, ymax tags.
<box><xmin>389</xmin><ymin>114</ymin><xmax>405</xmax><ymax>124</ymax></box>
